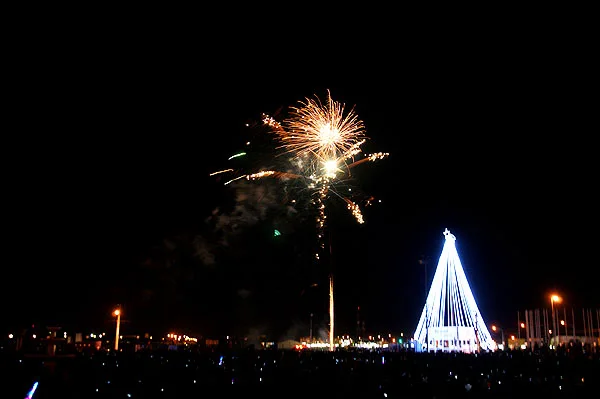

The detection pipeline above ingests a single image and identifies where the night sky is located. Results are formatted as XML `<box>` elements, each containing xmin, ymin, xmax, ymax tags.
<box><xmin>3</xmin><ymin>25</ymin><xmax>598</xmax><ymax>341</ymax></box>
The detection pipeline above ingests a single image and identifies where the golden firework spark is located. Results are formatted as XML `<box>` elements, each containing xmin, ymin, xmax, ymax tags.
<box><xmin>275</xmin><ymin>90</ymin><xmax>367</xmax><ymax>164</ymax></box>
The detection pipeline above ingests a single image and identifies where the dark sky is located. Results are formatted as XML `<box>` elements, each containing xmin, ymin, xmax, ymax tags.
<box><xmin>3</xmin><ymin>23</ymin><xmax>598</xmax><ymax>341</ymax></box>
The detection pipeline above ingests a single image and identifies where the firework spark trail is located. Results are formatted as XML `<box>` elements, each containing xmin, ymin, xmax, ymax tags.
<box><xmin>209</xmin><ymin>168</ymin><xmax>234</xmax><ymax>176</ymax></box>
<box><xmin>228</xmin><ymin>152</ymin><xmax>247</xmax><ymax>160</ymax></box>
<box><xmin>346</xmin><ymin>152</ymin><xmax>390</xmax><ymax>169</ymax></box>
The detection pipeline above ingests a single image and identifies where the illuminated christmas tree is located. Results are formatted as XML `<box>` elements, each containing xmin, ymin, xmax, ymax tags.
<box><xmin>414</xmin><ymin>228</ymin><xmax>495</xmax><ymax>352</ymax></box>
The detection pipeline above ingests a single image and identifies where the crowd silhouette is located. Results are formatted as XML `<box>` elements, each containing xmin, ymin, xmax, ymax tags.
<box><xmin>2</xmin><ymin>342</ymin><xmax>598</xmax><ymax>398</ymax></box>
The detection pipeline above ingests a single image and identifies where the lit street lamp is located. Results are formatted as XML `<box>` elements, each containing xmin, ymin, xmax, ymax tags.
<box><xmin>491</xmin><ymin>325</ymin><xmax>505</xmax><ymax>348</ymax></box>
<box><xmin>518</xmin><ymin>322</ymin><xmax>525</xmax><ymax>340</ymax></box>
<box><xmin>550</xmin><ymin>294</ymin><xmax>561</xmax><ymax>347</ymax></box>
<box><xmin>560</xmin><ymin>319</ymin><xmax>568</xmax><ymax>338</ymax></box>
<box><xmin>113</xmin><ymin>307</ymin><xmax>121</xmax><ymax>351</ymax></box>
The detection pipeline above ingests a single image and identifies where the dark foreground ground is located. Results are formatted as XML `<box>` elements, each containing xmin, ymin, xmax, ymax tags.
<box><xmin>1</xmin><ymin>346</ymin><xmax>599</xmax><ymax>398</ymax></box>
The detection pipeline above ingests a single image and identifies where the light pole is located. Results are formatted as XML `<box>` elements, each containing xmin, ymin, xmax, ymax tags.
<box><xmin>550</xmin><ymin>294</ymin><xmax>561</xmax><ymax>348</ymax></box>
<box><xmin>561</xmin><ymin>318</ymin><xmax>567</xmax><ymax>339</ymax></box>
<box><xmin>491</xmin><ymin>325</ymin><xmax>504</xmax><ymax>348</ymax></box>
<box><xmin>309</xmin><ymin>313</ymin><xmax>313</xmax><ymax>343</ymax></box>
<box><xmin>329</xmin><ymin>273</ymin><xmax>334</xmax><ymax>352</ymax></box>
<box><xmin>519</xmin><ymin>322</ymin><xmax>525</xmax><ymax>340</ymax></box>
<box><xmin>519</xmin><ymin>322</ymin><xmax>526</xmax><ymax>346</ymax></box>
<box><xmin>113</xmin><ymin>308</ymin><xmax>121</xmax><ymax>351</ymax></box>
<box><xmin>419</xmin><ymin>256</ymin><xmax>429</xmax><ymax>352</ymax></box>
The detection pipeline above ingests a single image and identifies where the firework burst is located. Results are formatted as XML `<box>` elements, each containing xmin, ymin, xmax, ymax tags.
<box><xmin>274</xmin><ymin>90</ymin><xmax>368</xmax><ymax>163</ymax></box>
<box><xmin>212</xmin><ymin>90</ymin><xmax>388</xmax><ymax>254</ymax></box>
